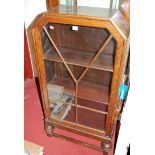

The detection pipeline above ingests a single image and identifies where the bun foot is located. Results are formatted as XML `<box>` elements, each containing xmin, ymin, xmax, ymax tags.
<box><xmin>101</xmin><ymin>141</ymin><xmax>112</xmax><ymax>155</ymax></box>
<box><xmin>45</xmin><ymin>125</ymin><xmax>54</xmax><ymax>137</ymax></box>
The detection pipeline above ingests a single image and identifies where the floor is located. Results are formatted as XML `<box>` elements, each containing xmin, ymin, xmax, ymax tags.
<box><xmin>24</xmin><ymin>78</ymin><xmax>115</xmax><ymax>155</ymax></box>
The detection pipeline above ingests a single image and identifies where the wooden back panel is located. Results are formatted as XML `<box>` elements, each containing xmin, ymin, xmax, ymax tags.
<box><xmin>60</xmin><ymin>24</ymin><xmax>109</xmax><ymax>52</ymax></box>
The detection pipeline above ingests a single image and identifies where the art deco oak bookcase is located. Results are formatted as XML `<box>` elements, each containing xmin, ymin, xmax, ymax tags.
<box><xmin>29</xmin><ymin>0</ymin><xmax>130</xmax><ymax>154</ymax></box>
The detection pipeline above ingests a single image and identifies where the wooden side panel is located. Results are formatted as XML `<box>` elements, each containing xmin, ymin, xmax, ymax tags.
<box><xmin>31</xmin><ymin>28</ymin><xmax>51</xmax><ymax>116</ymax></box>
<box><xmin>27</xmin><ymin>26</ymin><xmax>39</xmax><ymax>77</ymax></box>
<box><xmin>105</xmin><ymin>40</ymin><xmax>128</xmax><ymax>137</ymax></box>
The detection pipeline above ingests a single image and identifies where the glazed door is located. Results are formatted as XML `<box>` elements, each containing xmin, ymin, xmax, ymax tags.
<box><xmin>38</xmin><ymin>22</ymin><xmax>117</xmax><ymax>133</ymax></box>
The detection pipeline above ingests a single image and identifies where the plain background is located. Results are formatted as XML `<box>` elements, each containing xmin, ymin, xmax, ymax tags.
<box><xmin>0</xmin><ymin>0</ymin><xmax>155</xmax><ymax>154</ymax></box>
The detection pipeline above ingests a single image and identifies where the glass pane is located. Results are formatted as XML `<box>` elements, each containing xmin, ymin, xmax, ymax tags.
<box><xmin>51</xmin><ymin>102</ymin><xmax>76</xmax><ymax>123</ymax></box>
<box><xmin>77</xmin><ymin>68</ymin><xmax>112</xmax><ymax>105</ymax></box>
<box><xmin>40</xmin><ymin>25</ymin><xmax>76</xmax><ymax>124</ymax></box>
<box><xmin>59</xmin><ymin>0</ymin><xmax>126</xmax><ymax>9</ymax></box>
<box><xmin>77</xmin><ymin>98</ymin><xmax>108</xmax><ymax>112</ymax></box>
<box><xmin>44</xmin><ymin>61</ymin><xmax>76</xmax><ymax>123</ymax></box>
<box><xmin>77</xmin><ymin>107</ymin><xmax>107</xmax><ymax>131</ymax></box>
<box><xmin>40</xmin><ymin>22</ymin><xmax>116</xmax><ymax>127</ymax></box>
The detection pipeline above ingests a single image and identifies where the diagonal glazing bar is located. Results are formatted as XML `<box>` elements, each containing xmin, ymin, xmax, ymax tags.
<box><xmin>43</xmin><ymin>27</ymin><xmax>77</xmax><ymax>84</ymax></box>
<box><xmin>77</xmin><ymin>35</ymin><xmax>113</xmax><ymax>82</ymax></box>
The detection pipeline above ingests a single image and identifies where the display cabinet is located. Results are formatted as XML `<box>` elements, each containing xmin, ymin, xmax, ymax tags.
<box><xmin>29</xmin><ymin>0</ymin><xmax>130</xmax><ymax>154</ymax></box>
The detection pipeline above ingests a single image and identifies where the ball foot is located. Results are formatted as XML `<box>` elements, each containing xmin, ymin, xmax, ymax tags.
<box><xmin>101</xmin><ymin>141</ymin><xmax>112</xmax><ymax>155</ymax></box>
<box><xmin>45</xmin><ymin>125</ymin><xmax>54</xmax><ymax>137</ymax></box>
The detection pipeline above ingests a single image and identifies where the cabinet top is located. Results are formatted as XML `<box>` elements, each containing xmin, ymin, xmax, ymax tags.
<box><xmin>31</xmin><ymin>5</ymin><xmax>129</xmax><ymax>40</ymax></box>
<box><xmin>42</xmin><ymin>5</ymin><xmax>129</xmax><ymax>39</ymax></box>
<box><xmin>47</xmin><ymin>5</ymin><xmax>118</xmax><ymax>20</ymax></box>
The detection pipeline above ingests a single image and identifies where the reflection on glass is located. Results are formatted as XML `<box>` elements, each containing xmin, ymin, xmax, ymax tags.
<box><xmin>59</xmin><ymin>0</ymin><xmax>125</xmax><ymax>9</ymax></box>
<box><xmin>48</xmin><ymin>84</ymin><xmax>75</xmax><ymax>120</ymax></box>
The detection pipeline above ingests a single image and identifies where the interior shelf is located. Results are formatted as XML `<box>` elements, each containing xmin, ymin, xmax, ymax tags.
<box><xmin>43</xmin><ymin>47</ymin><xmax>114</xmax><ymax>72</ymax></box>
<box><xmin>49</xmin><ymin>76</ymin><xmax>109</xmax><ymax>105</ymax></box>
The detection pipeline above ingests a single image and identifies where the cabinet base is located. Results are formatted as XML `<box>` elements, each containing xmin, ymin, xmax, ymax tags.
<box><xmin>44</xmin><ymin>120</ymin><xmax>113</xmax><ymax>154</ymax></box>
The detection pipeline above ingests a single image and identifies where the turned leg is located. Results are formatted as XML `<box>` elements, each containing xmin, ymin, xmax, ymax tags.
<box><xmin>101</xmin><ymin>141</ymin><xmax>112</xmax><ymax>155</ymax></box>
<box><xmin>45</xmin><ymin>125</ymin><xmax>54</xmax><ymax>137</ymax></box>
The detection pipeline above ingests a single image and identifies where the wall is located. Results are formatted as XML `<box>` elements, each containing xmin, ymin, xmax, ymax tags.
<box><xmin>24</xmin><ymin>26</ymin><xmax>33</xmax><ymax>80</ymax></box>
<box><xmin>114</xmin><ymin>94</ymin><xmax>130</xmax><ymax>155</ymax></box>
<box><xmin>24</xmin><ymin>0</ymin><xmax>46</xmax><ymax>29</ymax></box>
<box><xmin>78</xmin><ymin>0</ymin><xmax>111</xmax><ymax>8</ymax></box>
